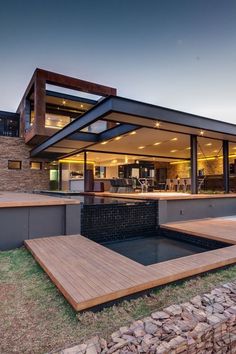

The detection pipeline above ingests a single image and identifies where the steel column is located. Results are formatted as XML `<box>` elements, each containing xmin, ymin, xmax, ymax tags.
<box><xmin>223</xmin><ymin>140</ymin><xmax>230</xmax><ymax>193</ymax></box>
<box><xmin>191</xmin><ymin>135</ymin><xmax>198</xmax><ymax>194</ymax></box>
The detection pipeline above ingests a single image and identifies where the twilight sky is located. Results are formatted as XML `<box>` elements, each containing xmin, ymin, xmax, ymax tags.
<box><xmin>0</xmin><ymin>0</ymin><xmax>236</xmax><ymax>123</ymax></box>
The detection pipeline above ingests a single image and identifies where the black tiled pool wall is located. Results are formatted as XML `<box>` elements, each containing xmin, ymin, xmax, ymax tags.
<box><xmin>159</xmin><ymin>228</ymin><xmax>229</xmax><ymax>249</ymax></box>
<box><xmin>81</xmin><ymin>201</ymin><xmax>158</xmax><ymax>242</ymax></box>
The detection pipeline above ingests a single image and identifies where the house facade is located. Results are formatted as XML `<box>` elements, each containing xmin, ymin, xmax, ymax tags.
<box><xmin>1</xmin><ymin>68</ymin><xmax>236</xmax><ymax>194</ymax></box>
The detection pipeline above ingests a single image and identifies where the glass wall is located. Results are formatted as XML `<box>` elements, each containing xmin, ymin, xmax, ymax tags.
<box><xmin>0</xmin><ymin>115</ymin><xmax>19</xmax><ymax>137</ymax></box>
<box><xmin>197</xmin><ymin>137</ymin><xmax>224</xmax><ymax>193</ymax></box>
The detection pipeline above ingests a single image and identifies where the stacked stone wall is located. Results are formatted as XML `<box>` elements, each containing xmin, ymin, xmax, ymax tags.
<box><xmin>0</xmin><ymin>136</ymin><xmax>49</xmax><ymax>191</ymax></box>
<box><xmin>57</xmin><ymin>281</ymin><xmax>236</xmax><ymax>354</ymax></box>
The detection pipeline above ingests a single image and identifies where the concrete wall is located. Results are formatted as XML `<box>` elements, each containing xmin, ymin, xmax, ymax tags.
<box><xmin>0</xmin><ymin>204</ymin><xmax>81</xmax><ymax>250</ymax></box>
<box><xmin>159</xmin><ymin>197</ymin><xmax>236</xmax><ymax>224</ymax></box>
<box><xmin>0</xmin><ymin>136</ymin><xmax>50</xmax><ymax>192</ymax></box>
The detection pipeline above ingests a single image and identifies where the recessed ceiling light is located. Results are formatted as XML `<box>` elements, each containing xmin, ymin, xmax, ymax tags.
<box><xmin>170</xmin><ymin>150</ymin><xmax>177</xmax><ymax>153</ymax></box>
<box><xmin>153</xmin><ymin>142</ymin><xmax>161</xmax><ymax>146</ymax></box>
<box><xmin>62</xmin><ymin>100</ymin><xmax>66</xmax><ymax>105</ymax></box>
<box><xmin>205</xmin><ymin>143</ymin><xmax>212</xmax><ymax>146</ymax></box>
<box><xmin>111</xmin><ymin>159</ymin><xmax>117</xmax><ymax>163</ymax></box>
<box><xmin>198</xmin><ymin>152</ymin><xmax>202</xmax><ymax>155</ymax></box>
<box><xmin>155</xmin><ymin>122</ymin><xmax>160</xmax><ymax>128</ymax></box>
<box><xmin>130</xmin><ymin>131</ymin><xmax>137</xmax><ymax>135</ymax></box>
<box><xmin>171</xmin><ymin>137</ymin><xmax>178</xmax><ymax>141</ymax></box>
<box><xmin>101</xmin><ymin>141</ymin><xmax>108</xmax><ymax>145</ymax></box>
<box><xmin>81</xmin><ymin>104</ymin><xmax>84</xmax><ymax>108</ymax></box>
<box><xmin>115</xmin><ymin>136</ymin><xmax>122</xmax><ymax>140</ymax></box>
<box><xmin>213</xmin><ymin>150</ymin><xmax>218</xmax><ymax>153</ymax></box>
<box><xmin>186</xmin><ymin>147</ymin><xmax>191</xmax><ymax>150</ymax></box>
<box><xmin>200</xmin><ymin>130</ymin><xmax>204</xmax><ymax>136</ymax></box>
<box><xmin>138</xmin><ymin>146</ymin><xmax>145</xmax><ymax>149</ymax></box>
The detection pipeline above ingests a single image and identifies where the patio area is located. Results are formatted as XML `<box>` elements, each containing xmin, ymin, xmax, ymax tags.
<box><xmin>25</xmin><ymin>227</ymin><xmax>236</xmax><ymax>311</ymax></box>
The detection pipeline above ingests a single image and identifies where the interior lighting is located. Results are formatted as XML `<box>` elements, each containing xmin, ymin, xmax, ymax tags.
<box><xmin>205</xmin><ymin>143</ymin><xmax>212</xmax><ymax>146</ymax></box>
<box><xmin>155</xmin><ymin>122</ymin><xmax>160</xmax><ymax>128</ymax></box>
<box><xmin>170</xmin><ymin>150</ymin><xmax>177</xmax><ymax>153</ymax></box>
<box><xmin>171</xmin><ymin>137</ymin><xmax>178</xmax><ymax>141</ymax></box>
<box><xmin>138</xmin><ymin>146</ymin><xmax>145</xmax><ymax>149</ymax></box>
<box><xmin>130</xmin><ymin>131</ymin><xmax>137</xmax><ymax>135</ymax></box>
<box><xmin>200</xmin><ymin>130</ymin><xmax>204</xmax><ymax>136</ymax></box>
<box><xmin>153</xmin><ymin>142</ymin><xmax>161</xmax><ymax>146</ymax></box>
<box><xmin>101</xmin><ymin>141</ymin><xmax>108</xmax><ymax>145</ymax></box>
<box><xmin>115</xmin><ymin>136</ymin><xmax>122</xmax><ymax>140</ymax></box>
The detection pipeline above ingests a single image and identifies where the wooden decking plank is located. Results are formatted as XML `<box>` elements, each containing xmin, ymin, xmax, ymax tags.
<box><xmin>47</xmin><ymin>237</ymin><xmax>135</xmax><ymax>292</ymax></box>
<box><xmin>161</xmin><ymin>217</ymin><xmax>236</xmax><ymax>244</ymax></box>
<box><xmin>25</xmin><ymin>230</ymin><xmax>236</xmax><ymax>311</ymax></box>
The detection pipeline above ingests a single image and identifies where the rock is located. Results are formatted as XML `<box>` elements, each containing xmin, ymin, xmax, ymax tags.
<box><xmin>190</xmin><ymin>295</ymin><xmax>202</xmax><ymax>308</ymax></box>
<box><xmin>144</xmin><ymin>321</ymin><xmax>158</xmax><ymax>335</ymax></box>
<box><xmin>111</xmin><ymin>331</ymin><xmax>120</xmax><ymax>341</ymax></box>
<box><xmin>206</xmin><ymin>314</ymin><xmax>222</xmax><ymax>325</ymax></box>
<box><xmin>155</xmin><ymin>341</ymin><xmax>171</xmax><ymax>353</ymax></box>
<box><xmin>85</xmin><ymin>345</ymin><xmax>98</xmax><ymax>354</ymax></box>
<box><xmin>192</xmin><ymin>308</ymin><xmax>207</xmax><ymax>322</ymax></box>
<box><xmin>86</xmin><ymin>337</ymin><xmax>101</xmax><ymax>353</ymax></box>
<box><xmin>181</xmin><ymin>302</ymin><xmax>195</xmax><ymax>312</ymax></box>
<box><xmin>119</xmin><ymin>326</ymin><xmax>130</xmax><ymax>335</ymax></box>
<box><xmin>99</xmin><ymin>338</ymin><xmax>107</xmax><ymax>351</ymax></box>
<box><xmin>212</xmin><ymin>302</ymin><xmax>225</xmax><ymax>314</ymax></box>
<box><xmin>176</xmin><ymin>319</ymin><xmax>196</xmax><ymax>332</ymax></box>
<box><xmin>181</xmin><ymin>309</ymin><xmax>195</xmax><ymax>322</ymax></box>
<box><xmin>62</xmin><ymin>344</ymin><xmax>88</xmax><ymax>354</ymax></box>
<box><xmin>164</xmin><ymin>304</ymin><xmax>182</xmax><ymax>316</ymax></box>
<box><xmin>121</xmin><ymin>334</ymin><xmax>137</xmax><ymax>343</ymax></box>
<box><xmin>133</xmin><ymin>326</ymin><xmax>146</xmax><ymax>338</ymax></box>
<box><xmin>151</xmin><ymin>311</ymin><xmax>170</xmax><ymax>320</ymax></box>
<box><xmin>107</xmin><ymin>339</ymin><xmax>130</xmax><ymax>354</ymax></box>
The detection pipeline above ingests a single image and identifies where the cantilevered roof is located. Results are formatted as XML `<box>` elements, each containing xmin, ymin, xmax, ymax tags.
<box><xmin>30</xmin><ymin>95</ymin><xmax>236</xmax><ymax>160</ymax></box>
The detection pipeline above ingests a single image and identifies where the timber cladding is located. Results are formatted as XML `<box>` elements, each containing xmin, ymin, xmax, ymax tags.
<box><xmin>0</xmin><ymin>136</ymin><xmax>49</xmax><ymax>192</ymax></box>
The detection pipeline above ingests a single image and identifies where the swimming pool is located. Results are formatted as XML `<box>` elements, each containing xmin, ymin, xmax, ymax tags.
<box><xmin>103</xmin><ymin>235</ymin><xmax>218</xmax><ymax>266</ymax></box>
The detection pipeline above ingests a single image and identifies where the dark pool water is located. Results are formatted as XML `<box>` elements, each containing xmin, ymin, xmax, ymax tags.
<box><xmin>104</xmin><ymin>236</ymin><xmax>209</xmax><ymax>266</ymax></box>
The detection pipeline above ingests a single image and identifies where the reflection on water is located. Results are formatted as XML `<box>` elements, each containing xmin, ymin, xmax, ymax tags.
<box><xmin>104</xmin><ymin>236</ymin><xmax>210</xmax><ymax>266</ymax></box>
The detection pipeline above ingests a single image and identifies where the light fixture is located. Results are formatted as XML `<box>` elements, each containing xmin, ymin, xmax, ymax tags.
<box><xmin>101</xmin><ymin>141</ymin><xmax>108</xmax><ymax>145</ymax></box>
<box><xmin>205</xmin><ymin>143</ymin><xmax>212</xmax><ymax>146</ymax></box>
<box><xmin>170</xmin><ymin>150</ymin><xmax>177</xmax><ymax>153</ymax></box>
<box><xmin>111</xmin><ymin>159</ymin><xmax>117</xmax><ymax>163</ymax></box>
<box><xmin>130</xmin><ymin>131</ymin><xmax>137</xmax><ymax>135</ymax></box>
<box><xmin>155</xmin><ymin>122</ymin><xmax>160</xmax><ymax>128</ymax></box>
<box><xmin>153</xmin><ymin>142</ymin><xmax>161</xmax><ymax>146</ymax></box>
<box><xmin>115</xmin><ymin>136</ymin><xmax>122</xmax><ymax>140</ymax></box>
<box><xmin>81</xmin><ymin>104</ymin><xmax>84</xmax><ymax>108</ymax></box>
<box><xmin>186</xmin><ymin>147</ymin><xmax>191</xmax><ymax>150</ymax></box>
<box><xmin>198</xmin><ymin>152</ymin><xmax>202</xmax><ymax>155</ymax></box>
<box><xmin>213</xmin><ymin>150</ymin><xmax>218</xmax><ymax>153</ymax></box>
<box><xmin>62</xmin><ymin>100</ymin><xmax>66</xmax><ymax>105</ymax></box>
<box><xmin>200</xmin><ymin>130</ymin><xmax>204</xmax><ymax>136</ymax></box>
<box><xmin>171</xmin><ymin>137</ymin><xmax>178</xmax><ymax>141</ymax></box>
<box><xmin>138</xmin><ymin>146</ymin><xmax>145</xmax><ymax>149</ymax></box>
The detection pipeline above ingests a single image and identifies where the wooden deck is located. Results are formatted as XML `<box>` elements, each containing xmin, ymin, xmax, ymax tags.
<box><xmin>0</xmin><ymin>192</ymin><xmax>79</xmax><ymax>208</ymax></box>
<box><xmin>161</xmin><ymin>217</ymin><xmax>236</xmax><ymax>244</ymax></box>
<box><xmin>25</xmin><ymin>233</ymin><xmax>236</xmax><ymax>311</ymax></box>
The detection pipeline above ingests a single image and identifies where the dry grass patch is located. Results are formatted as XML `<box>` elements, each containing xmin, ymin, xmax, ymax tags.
<box><xmin>1</xmin><ymin>247</ymin><xmax>236</xmax><ymax>353</ymax></box>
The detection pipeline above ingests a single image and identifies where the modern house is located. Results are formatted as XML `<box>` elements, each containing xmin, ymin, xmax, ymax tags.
<box><xmin>1</xmin><ymin>68</ymin><xmax>236</xmax><ymax>194</ymax></box>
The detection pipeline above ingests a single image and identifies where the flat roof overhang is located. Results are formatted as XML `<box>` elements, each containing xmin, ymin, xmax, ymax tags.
<box><xmin>30</xmin><ymin>96</ymin><xmax>236</xmax><ymax>159</ymax></box>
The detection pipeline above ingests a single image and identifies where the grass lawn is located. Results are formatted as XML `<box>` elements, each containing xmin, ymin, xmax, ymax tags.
<box><xmin>1</xmin><ymin>247</ymin><xmax>236</xmax><ymax>354</ymax></box>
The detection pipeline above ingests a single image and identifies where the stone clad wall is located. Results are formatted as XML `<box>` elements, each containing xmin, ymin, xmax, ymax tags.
<box><xmin>0</xmin><ymin>136</ymin><xmax>50</xmax><ymax>191</ymax></box>
<box><xmin>58</xmin><ymin>281</ymin><xmax>236</xmax><ymax>354</ymax></box>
